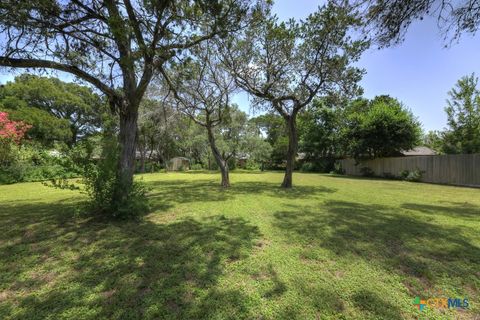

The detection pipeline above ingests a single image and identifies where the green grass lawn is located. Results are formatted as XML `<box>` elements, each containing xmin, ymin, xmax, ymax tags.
<box><xmin>0</xmin><ymin>172</ymin><xmax>479</xmax><ymax>319</ymax></box>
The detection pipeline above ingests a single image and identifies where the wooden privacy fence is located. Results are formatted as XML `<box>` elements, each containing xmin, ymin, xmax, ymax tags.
<box><xmin>338</xmin><ymin>154</ymin><xmax>480</xmax><ymax>187</ymax></box>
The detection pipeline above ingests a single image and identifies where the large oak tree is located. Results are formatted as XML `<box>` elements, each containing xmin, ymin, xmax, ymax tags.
<box><xmin>1</xmin><ymin>74</ymin><xmax>104</xmax><ymax>146</ymax></box>
<box><xmin>0</xmin><ymin>0</ymin><xmax>255</xmax><ymax>204</ymax></box>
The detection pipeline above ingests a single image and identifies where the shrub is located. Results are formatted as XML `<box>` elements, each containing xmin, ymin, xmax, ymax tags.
<box><xmin>47</xmin><ymin>133</ymin><xmax>150</xmax><ymax>219</ymax></box>
<box><xmin>331</xmin><ymin>162</ymin><xmax>345</xmax><ymax>175</ymax></box>
<box><xmin>0</xmin><ymin>143</ymin><xmax>81</xmax><ymax>184</ymax></box>
<box><xmin>400</xmin><ymin>168</ymin><xmax>424</xmax><ymax>182</ymax></box>
<box><xmin>245</xmin><ymin>161</ymin><xmax>260</xmax><ymax>170</ymax></box>
<box><xmin>0</xmin><ymin>111</ymin><xmax>31</xmax><ymax>166</ymax></box>
<box><xmin>208</xmin><ymin>160</ymin><xmax>219</xmax><ymax>171</ymax></box>
<box><xmin>135</xmin><ymin>160</ymin><xmax>161</xmax><ymax>173</ymax></box>
<box><xmin>190</xmin><ymin>163</ymin><xmax>203</xmax><ymax>170</ymax></box>
<box><xmin>300</xmin><ymin>162</ymin><xmax>316</xmax><ymax>172</ymax></box>
<box><xmin>399</xmin><ymin>170</ymin><xmax>409</xmax><ymax>180</ymax></box>
<box><xmin>360</xmin><ymin>166</ymin><xmax>375</xmax><ymax>177</ymax></box>
<box><xmin>78</xmin><ymin>135</ymin><xmax>150</xmax><ymax>219</ymax></box>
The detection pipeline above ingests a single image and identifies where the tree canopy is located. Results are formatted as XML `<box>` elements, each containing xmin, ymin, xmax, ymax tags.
<box><xmin>343</xmin><ymin>96</ymin><xmax>422</xmax><ymax>159</ymax></box>
<box><xmin>442</xmin><ymin>73</ymin><xmax>480</xmax><ymax>154</ymax></box>
<box><xmin>0</xmin><ymin>74</ymin><xmax>104</xmax><ymax>146</ymax></box>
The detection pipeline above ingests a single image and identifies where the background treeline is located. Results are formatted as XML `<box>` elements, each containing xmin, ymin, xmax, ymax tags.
<box><xmin>0</xmin><ymin>74</ymin><xmax>422</xmax><ymax>183</ymax></box>
<box><xmin>2</xmin><ymin>72</ymin><xmax>479</xmax><ymax>185</ymax></box>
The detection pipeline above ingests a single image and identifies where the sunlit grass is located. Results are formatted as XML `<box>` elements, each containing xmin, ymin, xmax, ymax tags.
<box><xmin>0</xmin><ymin>171</ymin><xmax>479</xmax><ymax>319</ymax></box>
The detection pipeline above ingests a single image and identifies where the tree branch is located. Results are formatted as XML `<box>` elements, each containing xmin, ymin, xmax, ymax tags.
<box><xmin>0</xmin><ymin>57</ymin><xmax>117</xmax><ymax>98</ymax></box>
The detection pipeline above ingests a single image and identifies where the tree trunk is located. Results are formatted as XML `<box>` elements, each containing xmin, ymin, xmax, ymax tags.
<box><xmin>69</xmin><ymin>126</ymin><xmax>78</xmax><ymax>148</ymax></box>
<box><xmin>206</xmin><ymin>125</ymin><xmax>230</xmax><ymax>188</ymax></box>
<box><xmin>281</xmin><ymin>114</ymin><xmax>298</xmax><ymax>188</ymax></box>
<box><xmin>113</xmin><ymin>102</ymin><xmax>139</xmax><ymax>202</ymax></box>
<box><xmin>220</xmin><ymin>162</ymin><xmax>230</xmax><ymax>188</ymax></box>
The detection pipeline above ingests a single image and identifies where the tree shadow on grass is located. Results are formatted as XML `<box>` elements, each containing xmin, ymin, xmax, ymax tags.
<box><xmin>0</xmin><ymin>200</ymin><xmax>261</xmax><ymax>319</ymax></box>
<box><xmin>351</xmin><ymin>289</ymin><xmax>404</xmax><ymax>320</ymax></box>
<box><xmin>273</xmin><ymin>200</ymin><xmax>480</xmax><ymax>308</ymax></box>
<box><xmin>402</xmin><ymin>201</ymin><xmax>480</xmax><ymax>220</ymax></box>
<box><xmin>179</xmin><ymin>170</ymin><xmax>267</xmax><ymax>175</ymax></box>
<box><xmin>275</xmin><ymin>286</ymin><xmax>347</xmax><ymax>319</ymax></box>
<box><xmin>146</xmin><ymin>179</ymin><xmax>336</xmax><ymax>211</ymax></box>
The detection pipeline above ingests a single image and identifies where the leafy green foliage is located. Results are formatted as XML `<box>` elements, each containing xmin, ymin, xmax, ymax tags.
<box><xmin>56</xmin><ymin>128</ymin><xmax>149</xmax><ymax>219</ymax></box>
<box><xmin>298</xmin><ymin>98</ymin><xmax>344</xmax><ymax>161</ymax></box>
<box><xmin>442</xmin><ymin>73</ymin><xmax>480</xmax><ymax>154</ymax></box>
<box><xmin>332</xmin><ymin>162</ymin><xmax>345</xmax><ymax>175</ymax></box>
<box><xmin>250</xmin><ymin>113</ymin><xmax>288</xmax><ymax>168</ymax></box>
<box><xmin>0</xmin><ymin>143</ymin><xmax>80</xmax><ymax>184</ymax></box>
<box><xmin>300</xmin><ymin>162</ymin><xmax>316</xmax><ymax>172</ymax></box>
<box><xmin>343</xmin><ymin>95</ymin><xmax>422</xmax><ymax>159</ymax></box>
<box><xmin>137</xmin><ymin>98</ymin><xmax>191</xmax><ymax>167</ymax></box>
<box><xmin>400</xmin><ymin>169</ymin><xmax>424</xmax><ymax>182</ymax></box>
<box><xmin>360</xmin><ymin>166</ymin><xmax>375</xmax><ymax>177</ymax></box>
<box><xmin>137</xmin><ymin>98</ymin><xmax>271</xmax><ymax>172</ymax></box>
<box><xmin>422</xmin><ymin>130</ymin><xmax>444</xmax><ymax>154</ymax></box>
<box><xmin>0</xmin><ymin>97</ymin><xmax>72</xmax><ymax>146</ymax></box>
<box><xmin>0</xmin><ymin>74</ymin><xmax>104</xmax><ymax>146</ymax></box>
<box><xmin>213</xmin><ymin>106</ymin><xmax>272</xmax><ymax>166</ymax></box>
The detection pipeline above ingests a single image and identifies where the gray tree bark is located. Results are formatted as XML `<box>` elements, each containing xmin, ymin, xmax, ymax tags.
<box><xmin>281</xmin><ymin>114</ymin><xmax>298</xmax><ymax>188</ymax></box>
<box><xmin>206</xmin><ymin>124</ymin><xmax>230</xmax><ymax>188</ymax></box>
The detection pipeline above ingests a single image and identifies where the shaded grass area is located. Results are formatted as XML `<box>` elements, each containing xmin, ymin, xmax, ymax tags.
<box><xmin>0</xmin><ymin>171</ymin><xmax>479</xmax><ymax>319</ymax></box>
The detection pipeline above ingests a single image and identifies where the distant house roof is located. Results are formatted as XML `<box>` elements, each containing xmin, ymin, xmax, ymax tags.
<box><xmin>401</xmin><ymin>146</ymin><xmax>436</xmax><ymax>156</ymax></box>
<box><xmin>236</xmin><ymin>153</ymin><xmax>250</xmax><ymax>160</ymax></box>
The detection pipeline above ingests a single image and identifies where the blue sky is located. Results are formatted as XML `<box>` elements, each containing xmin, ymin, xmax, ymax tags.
<box><xmin>1</xmin><ymin>0</ymin><xmax>480</xmax><ymax>131</ymax></box>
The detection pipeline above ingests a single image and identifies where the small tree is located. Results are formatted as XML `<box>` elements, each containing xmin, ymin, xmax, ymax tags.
<box><xmin>163</xmin><ymin>42</ymin><xmax>238</xmax><ymax>187</ymax></box>
<box><xmin>222</xmin><ymin>2</ymin><xmax>368</xmax><ymax>187</ymax></box>
<box><xmin>137</xmin><ymin>96</ymin><xmax>188</xmax><ymax>171</ymax></box>
<box><xmin>443</xmin><ymin>73</ymin><xmax>480</xmax><ymax>154</ymax></box>
<box><xmin>423</xmin><ymin>130</ymin><xmax>444</xmax><ymax>154</ymax></box>
<box><xmin>243</xmin><ymin>119</ymin><xmax>273</xmax><ymax>170</ymax></box>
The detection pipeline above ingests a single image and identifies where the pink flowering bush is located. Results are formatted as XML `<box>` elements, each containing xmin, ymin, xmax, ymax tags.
<box><xmin>0</xmin><ymin>112</ymin><xmax>31</xmax><ymax>165</ymax></box>
<box><xmin>0</xmin><ymin>112</ymin><xmax>30</xmax><ymax>143</ymax></box>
